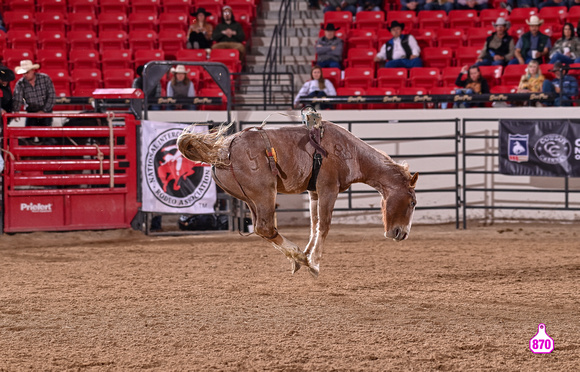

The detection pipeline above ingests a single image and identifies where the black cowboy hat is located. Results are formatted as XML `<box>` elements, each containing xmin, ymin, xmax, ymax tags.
<box><xmin>0</xmin><ymin>65</ymin><xmax>15</xmax><ymax>82</ymax></box>
<box><xmin>387</xmin><ymin>20</ymin><xmax>405</xmax><ymax>31</ymax></box>
<box><xmin>550</xmin><ymin>61</ymin><xmax>566</xmax><ymax>72</ymax></box>
<box><xmin>323</xmin><ymin>23</ymin><xmax>340</xmax><ymax>31</ymax></box>
<box><xmin>192</xmin><ymin>7</ymin><xmax>211</xmax><ymax>17</ymax></box>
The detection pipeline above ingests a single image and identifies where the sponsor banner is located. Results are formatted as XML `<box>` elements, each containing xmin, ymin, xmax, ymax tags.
<box><xmin>141</xmin><ymin>121</ymin><xmax>216</xmax><ymax>213</ymax></box>
<box><xmin>499</xmin><ymin>119</ymin><xmax>580</xmax><ymax>177</ymax></box>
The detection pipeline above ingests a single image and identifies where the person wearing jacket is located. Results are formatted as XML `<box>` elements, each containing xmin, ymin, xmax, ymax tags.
<box><xmin>374</xmin><ymin>21</ymin><xmax>423</xmax><ymax>68</ymax></box>
<box><xmin>542</xmin><ymin>61</ymin><xmax>579</xmax><ymax>106</ymax></box>
<box><xmin>509</xmin><ymin>15</ymin><xmax>552</xmax><ymax>65</ymax></box>
<box><xmin>315</xmin><ymin>24</ymin><xmax>344</xmax><ymax>69</ymax></box>
<box><xmin>454</xmin><ymin>64</ymin><xmax>490</xmax><ymax>108</ymax></box>
<box><xmin>212</xmin><ymin>5</ymin><xmax>245</xmax><ymax>61</ymax></box>
<box><xmin>548</xmin><ymin>23</ymin><xmax>580</xmax><ymax>65</ymax></box>
<box><xmin>475</xmin><ymin>17</ymin><xmax>514</xmax><ymax>67</ymax></box>
<box><xmin>0</xmin><ymin>64</ymin><xmax>15</xmax><ymax>117</ymax></box>
<box><xmin>293</xmin><ymin>65</ymin><xmax>337</xmax><ymax>109</ymax></box>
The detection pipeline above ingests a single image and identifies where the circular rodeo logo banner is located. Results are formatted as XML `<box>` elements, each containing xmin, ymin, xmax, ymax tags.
<box><xmin>142</xmin><ymin>123</ymin><xmax>215</xmax><ymax>213</ymax></box>
<box><xmin>534</xmin><ymin>134</ymin><xmax>572</xmax><ymax>164</ymax></box>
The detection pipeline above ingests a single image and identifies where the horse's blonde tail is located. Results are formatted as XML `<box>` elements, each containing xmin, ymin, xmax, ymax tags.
<box><xmin>177</xmin><ymin>123</ymin><xmax>233</xmax><ymax>167</ymax></box>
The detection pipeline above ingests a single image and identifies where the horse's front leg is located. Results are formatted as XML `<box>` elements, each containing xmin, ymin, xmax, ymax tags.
<box><xmin>305</xmin><ymin>189</ymin><xmax>338</xmax><ymax>278</ymax></box>
<box><xmin>304</xmin><ymin>191</ymin><xmax>319</xmax><ymax>257</ymax></box>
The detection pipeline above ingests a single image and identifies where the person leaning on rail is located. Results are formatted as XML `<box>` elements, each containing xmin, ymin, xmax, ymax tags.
<box><xmin>12</xmin><ymin>60</ymin><xmax>56</xmax><ymax>129</ymax></box>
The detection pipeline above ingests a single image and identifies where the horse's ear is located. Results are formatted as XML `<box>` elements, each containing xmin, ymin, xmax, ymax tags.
<box><xmin>410</xmin><ymin>172</ymin><xmax>419</xmax><ymax>188</ymax></box>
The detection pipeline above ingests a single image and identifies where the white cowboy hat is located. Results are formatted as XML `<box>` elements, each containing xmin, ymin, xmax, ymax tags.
<box><xmin>15</xmin><ymin>60</ymin><xmax>40</xmax><ymax>74</ymax></box>
<box><xmin>492</xmin><ymin>17</ymin><xmax>510</xmax><ymax>29</ymax></box>
<box><xmin>170</xmin><ymin>65</ymin><xmax>190</xmax><ymax>74</ymax></box>
<box><xmin>526</xmin><ymin>15</ymin><xmax>544</xmax><ymax>26</ymax></box>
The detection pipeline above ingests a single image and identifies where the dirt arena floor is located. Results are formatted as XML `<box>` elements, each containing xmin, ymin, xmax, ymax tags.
<box><xmin>1</xmin><ymin>222</ymin><xmax>579</xmax><ymax>371</ymax></box>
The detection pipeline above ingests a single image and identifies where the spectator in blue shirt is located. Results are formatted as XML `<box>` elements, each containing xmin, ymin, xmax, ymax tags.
<box><xmin>509</xmin><ymin>16</ymin><xmax>552</xmax><ymax>65</ymax></box>
<box><xmin>542</xmin><ymin>61</ymin><xmax>579</xmax><ymax>106</ymax></box>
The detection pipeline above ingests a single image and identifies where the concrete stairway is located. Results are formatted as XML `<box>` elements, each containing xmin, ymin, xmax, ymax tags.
<box><xmin>236</xmin><ymin>0</ymin><xmax>323</xmax><ymax>107</ymax></box>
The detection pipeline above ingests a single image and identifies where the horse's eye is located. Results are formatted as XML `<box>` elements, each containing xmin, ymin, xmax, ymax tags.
<box><xmin>411</xmin><ymin>201</ymin><xmax>416</xmax><ymax>208</ymax></box>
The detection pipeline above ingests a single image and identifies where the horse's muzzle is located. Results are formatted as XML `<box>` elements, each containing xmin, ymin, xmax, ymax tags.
<box><xmin>385</xmin><ymin>227</ymin><xmax>409</xmax><ymax>242</ymax></box>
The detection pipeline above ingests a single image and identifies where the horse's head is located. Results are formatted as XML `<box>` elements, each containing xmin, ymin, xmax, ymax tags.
<box><xmin>382</xmin><ymin>172</ymin><xmax>418</xmax><ymax>242</ymax></box>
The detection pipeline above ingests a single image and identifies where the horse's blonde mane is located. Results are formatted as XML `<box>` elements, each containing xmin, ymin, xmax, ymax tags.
<box><xmin>178</xmin><ymin>122</ymin><xmax>234</xmax><ymax>167</ymax></box>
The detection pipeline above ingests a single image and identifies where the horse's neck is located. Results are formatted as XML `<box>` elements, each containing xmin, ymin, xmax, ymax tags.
<box><xmin>357</xmin><ymin>147</ymin><xmax>402</xmax><ymax>196</ymax></box>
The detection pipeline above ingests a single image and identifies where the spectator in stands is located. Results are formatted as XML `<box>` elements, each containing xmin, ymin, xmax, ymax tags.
<box><xmin>400</xmin><ymin>0</ymin><xmax>425</xmax><ymax>11</ymax></box>
<box><xmin>505</xmin><ymin>0</ymin><xmax>537</xmax><ymax>11</ymax></box>
<box><xmin>374</xmin><ymin>21</ymin><xmax>423</xmax><ymax>68</ymax></box>
<box><xmin>167</xmin><ymin>65</ymin><xmax>196</xmax><ymax>110</ymax></box>
<box><xmin>12</xmin><ymin>60</ymin><xmax>56</xmax><ymax>128</ymax></box>
<box><xmin>356</xmin><ymin>0</ymin><xmax>382</xmax><ymax>13</ymax></box>
<box><xmin>323</xmin><ymin>0</ymin><xmax>357</xmax><ymax>15</ymax></box>
<box><xmin>538</xmin><ymin>0</ymin><xmax>566</xmax><ymax>9</ymax></box>
<box><xmin>133</xmin><ymin>65</ymin><xmax>162</xmax><ymax>111</ymax></box>
<box><xmin>475</xmin><ymin>17</ymin><xmax>514</xmax><ymax>67</ymax></box>
<box><xmin>542</xmin><ymin>61</ymin><xmax>578</xmax><ymax>106</ymax></box>
<box><xmin>517</xmin><ymin>60</ymin><xmax>545</xmax><ymax>93</ymax></box>
<box><xmin>424</xmin><ymin>0</ymin><xmax>455</xmax><ymax>13</ymax></box>
<box><xmin>0</xmin><ymin>64</ymin><xmax>15</xmax><ymax>117</ymax></box>
<box><xmin>0</xmin><ymin>12</ymin><xmax>6</xmax><ymax>33</ymax></box>
<box><xmin>570</xmin><ymin>0</ymin><xmax>580</xmax><ymax>8</ymax></box>
<box><xmin>293</xmin><ymin>65</ymin><xmax>337</xmax><ymax>109</ymax></box>
<box><xmin>457</xmin><ymin>0</ymin><xmax>487</xmax><ymax>10</ymax></box>
<box><xmin>454</xmin><ymin>65</ymin><xmax>490</xmax><ymax>107</ymax></box>
<box><xmin>212</xmin><ymin>5</ymin><xmax>245</xmax><ymax>61</ymax></box>
<box><xmin>509</xmin><ymin>16</ymin><xmax>551</xmax><ymax>65</ymax></box>
<box><xmin>188</xmin><ymin>8</ymin><xmax>214</xmax><ymax>50</ymax></box>
<box><xmin>315</xmin><ymin>24</ymin><xmax>344</xmax><ymax>69</ymax></box>
<box><xmin>548</xmin><ymin>23</ymin><xmax>580</xmax><ymax>65</ymax></box>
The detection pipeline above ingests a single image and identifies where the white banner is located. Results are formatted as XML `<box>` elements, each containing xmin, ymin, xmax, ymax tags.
<box><xmin>141</xmin><ymin>121</ymin><xmax>216</xmax><ymax>214</ymax></box>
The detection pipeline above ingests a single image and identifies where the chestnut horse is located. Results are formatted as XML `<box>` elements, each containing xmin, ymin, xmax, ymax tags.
<box><xmin>177</xmin><ymin>120</ymin><xmax>418</xmax><ymax>277</ymax></box>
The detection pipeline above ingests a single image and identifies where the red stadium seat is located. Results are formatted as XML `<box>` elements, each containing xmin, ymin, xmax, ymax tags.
<box><xmin>0</xmin><ymin>32</ymin><xmax>6</xmax><ymax>52</ymax></box>
<box><xmin>509</xmin><ymin>8</ymin><xmax>538</xmax><ymax>29</ymax></box>
<box><xmin>430</xmin><ymin>86</ymin><xmax>457</xmax><ymax>109</ymax></box>
<box><xmin>437</xmin><ymin>28</ymin><xmax>465</xmax><ymax>49</ymax></box>
<box><xmin>68</xmin><ymin>13</ymin><xmax>98</xmax><ymax>32</ymax></box>
<box><xmin>418</xmin><ymin>11</ymin><xmax>447</xmax><ymax>30</ymax></box>
<box><xmin>158</xmin><ymin>30</ymin><xmax>188</xmax><ymax>59</ymax></box>
<box><xmin>540</xmin><ymin>63</ymin><xmax>555</xmax><ymax>80</ymax></box>
<box><xmin>386</xmin><ymin>11</ymin><xmax>416</xmax><ymax>31</ymax></box>
<box><xmin>508</xmin><ymin>25</ymin><xmax>526</xmax><ymax>42</ymax></box>
<box><xmin>37</xmin><ymin>0</ymin><xmax>68</xmax><ymax>13</ymax></box>
<box><xmin>3</xmin><ymin>11</ymin><xmax>35</xmax><ymax>31</ymax></box>
<box><xmin>345</xmin><ymin>48</ymin><xmax>376</xmax><ymax>68</ymax></box>
<box><xmin>158</xmin><ymin>12</ymin><xmax>189</xmax><ymax>31</ymax></box>
<box><xmin>490</xmin><ymin>85</ymin><xmax>517</xmax><ymax>94</ymax></box>
<box><xmin>377</xmin><ymin>29</ymin><xmax>393</xmax><ymax>49</ymax></box>
<box><xmin>501</xmin><ymin>64</ymin><xmax>527</xmax><ymax>86</ymax></box>
<box><xmin>335</xmin><ymin>87</ymin><xmax>365</xmax><ymax>110</ymax></box>
<box><xmin>347</xmin><ymin>29</ymin><xmax>377</xmax><ymax>50</ymax></box>
<box><xmin>163</xmin><ymin>0</ymin><xmax>193</xmax><ymax>13</ymax></box>
<box><xmin>129</xmin><ymin>13</ymin><xmax>159</xmax><ymax>32</ymax></box>
<box><xmin>367</xmin><ymin>87</ymin><xmax>398</xmax><ymax>109</ymax></box>
<box><xmin>567</xmin><ymin>6</ymin><xmax>580</xmax><ymax>25</ymax></box>
<box><xmin>2</xmin><ymin>49</ymin><xmax>35</xmax><ymax>70</ymax></box>
<box><xmin>441</xmin><ymin>66</ymin><xmax>462</xmax><ymax>87</ymax></box>
<box><xmin>134</xmin><ymin>50</ymin><xmax>166</xmax><ymax>67</ymax></box>
<box><xmin>132</xmin><ymin>0</ymin><xmax>161</xmax><ymax>13</ymax></box>
<box><xmin>376</xmin><ymin>68</ymin><xmax>407</xmax><ymax>88</ymax></box>
<box><xmin>99</xmin><ymin>31</ymin><xmax>129</xmax><ymax>52</ymax></box>
<box><xmin>128</xmin><ymin>30</ymin><xmax>159</xmax><ymax>52</ymax></box>
<box><xmin>409</xmin><ymin>28</ymin><xmax>435</xmax><ymax>49</ymax></box>
<box><xmin>68</xmin><ymin>31</ymin><xmax>98</xmax><ymax>51</ymax></box>
<box><xmin>448</xmin><ymin>10</ymin><xmax>479</xmax><ymax>30</ymax></box>
<box><xmin>38</xmin><ymin>31</ymin><xmax>67</xmax><ymax>50</ymax></box>
<box><xmin>321</xmin><ymin>67</ymin><xmax>341</xmax><ymax>88</ymax></box>
<box><xmin>398</xmin><ymin>87</ymin><xmax>428</xmax><ymax>109</ymax></box>
<box><xmin>101</xmin><ymin>50</ymin><xmax>133</xmax><ymax>70</ymax></box>
<box><xmin>422</xmin><ymin>47</ymin><xmax>453</xmax><ymax>69</ymax></box>
<box><xmin>479</xmin><ymin>9</ymin><xmax>509</xmax><ymax>27</ymax></box>
<box><xmin>198</xmin><ymin>88</ymin><xmax>228</xmax><ymax>110</ymax></box>
<box><xmin>226</xmin><ymin>0</ymin><xmax>257</xmax><ymax>22</ymax></box>
<box><xmin>455</xmin><ymin>46</ymin><xmax>482</xmax><ymax>67</ymax></box>
<box><xmin>71</xmin><ymin>68</ymin><xmax>102</xmax><ymax>95</ymax></box>
<box><xmin>100</xmin><ymin>0</ymin><xmax>129</xmax><ymax>14</ymax></box>
<box><xmin>323</xmin><ymin>11</ymin><xmax>353</xmax><ymax>31</ymax></box>
<box><xmin>466</xmin><ymin>27</ymin><xmax>494</xmax><ymax>47</ymax></box>
<box><xmin>103</xmin><ymin>68</ymin><xmax>135</xmax><ymax>88</ymax></box>
<box><xmin>37</xmin><ymin>49</ymin><xmax>68</xmax><ymax>70</ymax></box>
<box><xmin>68</xmin><ymin>0</ymin><xmax>98</xmax><ymax>14</ymax></box>
<box><xmin>479</xmin><ymin>65</ymin><xmax>503</xmax><ymax>87</ymax></box>
<box><xmin>7</xmin><ymin>30</ymin><xmax>37</xmax><ymax>54</ymax></box>
<box><xmin>192</xmin><ymin>0</ymin><xmax>223</xmax><ymax>20</ymax></box>
<box><xmin>36</xmin><ymin>12</ymin><xmax>67</xmax><ymax>32</ymax></box>
<box><xmin>40</xmin><ymin>68</ymin><xmax>70</xmax><ymax>91</ymax></box>
<box><xmin>354</xmin><ymin>11</ymin><xmax>384</xmax><ymax>30</ymax></box>
<box><xmin>98</xmin><ymin>13</ymin><xmax>128</xmax><ymax>33</ymax></box>
<box><xmin>176</xmin><ymin>49</ymin><xmax>207</xmax><ymax>61</ymax></box>
<box><xmin>343</xmin><ymin>67</ymin><xmax>374</xmax><ymax>89</ymax></box>
<box><xmin>7</xmin><ymin>0</ymin><xmax>36</xmax><ymax>12</ymax></box>
<box><xmin>69</xmin><ymin>49</ymin><xmax>100</xmax><ymax>69</ymax></box>
<box><xmin>539</xmin><ymin>6</ymin><xmax>567</xmax><ymax>25</ymax></box>
<box><xmin>209</xmin><ymin>48</ymin><xmax>241</xmax><ymax>72</ymax></box>
<box><xmin>409</xmin><ymin>67</ymin><xmax>440</xmax><ymax>88</ymax></box>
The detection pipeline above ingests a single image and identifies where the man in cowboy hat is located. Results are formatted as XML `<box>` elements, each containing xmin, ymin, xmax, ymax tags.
<box><xmin>188</xmin><ymin>7</ymin><xmax>214</xmax><ymax>50</ymax></box>
<box><xmin>212</xmin><ymin>5</ymin><xmax>245</xmax><ymax>61</ymax></box>
<box><xmin>0</xmin><ymin>63</ymin><xmax>15</xmax><ymax>116</ymax></box>
<box><xmin>541</xmin><ymin>61</ymin><xmax>578</xmax><ymax>106</ymax></box>
<box><xmin>12</xmin><ymin>60</ymin><xmax>56</xmax><ymax>127</ymax></box>
<box><xmin>475</xmin><ymin>17</ymin><xmax>515</xmax><ymax>66</ymax></box>
<box><xmin>509</xmin><ymin>15</ymin><xmax>552</xmax><ymax>65</ymax></box>
<box><xmin>374</xmin><ymin>21</ymin><xmax>423</xmax><ymax>68</ymax></box>
<box><xmin>315</xmin><ymin>23</ymin><xmax>344</xmax><ymax>69</ymax></box>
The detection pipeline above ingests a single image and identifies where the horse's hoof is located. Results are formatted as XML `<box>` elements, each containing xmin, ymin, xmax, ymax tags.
<box><xmin>291</xmin><ymin>260</ymin><xmax>301</xmax><ymax>274</ymax></box>
<box><xmin>308</xmin><ymin>266</ymin><xmax>319</xmax><ymax>278</ymax></box>
<box><xmin>292</xmin><ymin>251</ymin><xmax>309</xmax><ymax>266</ymax></box>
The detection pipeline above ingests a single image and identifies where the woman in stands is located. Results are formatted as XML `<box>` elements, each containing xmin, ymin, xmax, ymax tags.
<box><xmin>187</xmin><ymin>8</ymin><xmax>214</xmax><ymax>50</ymax></box>
<box><xmin>293</xmin><ymin>65</ymin><xmax>337</xmax><ymax>109</ymax></box>
<box><xmin>167</xmin><ymin>65</ymin><xmax>196</xmax><ymax>110</ymax></box>
<box><xmin>454</xmin><ymin>65</ymin><xmax>490</xmax><ymax>108</ymax></box>
<box><xmin>548</xmin><ymin>23</ymin><xmax>580</xmax><ymax>65</ymax></box>
<box><xmin>517</xmin><ymin>60</ymin><xmax>545</xmax><ymax>93</ymax></box>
